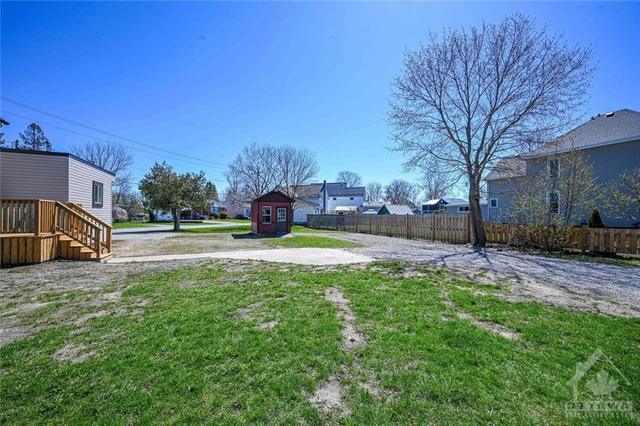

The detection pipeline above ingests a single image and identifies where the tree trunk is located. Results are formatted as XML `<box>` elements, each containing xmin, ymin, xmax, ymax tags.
<box><xmin>468</xmin><ymin>181</ymin><xmax>486</xmax><ymax>246</ymax></box>
<box><xmin>173</xmin><ymin>208</ymin><xmax>181</xmax><ymax>231</ymax></box>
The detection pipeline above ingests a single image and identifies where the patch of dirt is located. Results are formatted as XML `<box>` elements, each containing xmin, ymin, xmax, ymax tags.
<box><xmin>236</xmin><ymin>301</ymin><xmax>265</xmax><ymax>320</ymax></box>
<box><xmin>53</xmin><ymin>343</ymin><xmax>96</xmax><ymax>363</ymax></box>
<box><xmin>442</xmin><ymin>292</ymin><xmax>521</xmax><ymax>341</ymax></box>
<box><xmin>324</xmin><ymin>287</ymin><xmax>365</xmax><ymax>350</ymax></box>
<box><xmin>308</xmin><ymin>287</ymin><xmax>387</xmax><ymax>417</ymax></box>
<box><xmin>257</xmin><ymin>320</ymin><xmax>279</xmax><ymax>330</ymax></box>
<box><xmin>309</xmin><ymin>375</ymin><xmax>351</xmax><ymax>417</ymax></box>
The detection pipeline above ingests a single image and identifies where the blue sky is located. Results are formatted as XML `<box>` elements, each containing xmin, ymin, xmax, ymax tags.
<box><xmin>2</xmin><ymin>1</ymin><xmax>639</xmax><ymax>194</ymax></box>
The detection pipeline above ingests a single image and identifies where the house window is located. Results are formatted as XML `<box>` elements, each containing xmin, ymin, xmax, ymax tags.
<box><xmin>457</xmin><ymin>206</ymin><xmax>470</xmax><ymax>213</ymax></box>
<box><xmin>548</xmin><ymin>159</ymin><xmax>559</xmax><ymax>178</ymax></box>
<box><xmin>92</xmin><ymin>181</ymin><xmax>103</xmax><ymax>208</ymax></box>
<box><xmin>277</xmin><ymin>207</ymin><xmax>287</xmax><ymax>222</ymax></box>
<box><xmin>350</xmin><ymin>197</ymin><xmax>354</xmax><ymax>200</ymax></box>
<box><xmin>332</xmin><ymin>197</ymin><xmax>337</xmax><ymax>200</ymax></box>
<box><xmin>262</xmin><ymin>206</ymin><xmax>272</xmax><ymax>224</ymax></box>
<box><xmin>547</xmin><ymin>192</ymin><xmax>559</xmax><ymax>214</ymax></box>
<box><xmin>490</xmin><ymin>198</ymin><xmax>498</xmax><ymax>208</ymax></box>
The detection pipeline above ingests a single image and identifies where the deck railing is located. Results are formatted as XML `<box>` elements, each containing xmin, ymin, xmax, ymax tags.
<box><xmin>0</xmin><ymin>199</ymin><xmax>112</xmax><ymax>255</ymax></box>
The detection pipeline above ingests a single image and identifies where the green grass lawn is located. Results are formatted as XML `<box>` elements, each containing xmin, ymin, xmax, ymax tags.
<box><xmin>177</xmin><ymin>225</ymin><xmax>251</xmax><ymax>234</ymax></box>
<box><xmin>2</xmin><ymin>262</ymin><xmax>638</xmax><ymax>424</ymax></box>
<box><xmin>265</xmin><ymin>235</ymin><xmax>361</xmax><ymax>249</ymax></box>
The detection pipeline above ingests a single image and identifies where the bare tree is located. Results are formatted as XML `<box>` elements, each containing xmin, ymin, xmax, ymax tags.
<box><xmin>419</xmin><ymin>161</ymin><xmax>458</xmax><ymax>200</ymax></box>
<box><xmin>336</xmin><ymin>171</ymin><xmax>362</xmax><ymax>187</ymax></box>
<box><xmin>276</xmin><ymin>145</ymin><xmax>318</xmax><ymax>197</ymax></box>
<box><xmin>71</xmin><ymin>140</ymin><xmax>134</xmax><ymax>204</ymax></box>
<box><xmin>365</xmin><ymin>182</ymin><xmax>383</xmax><ymax>202</ymax></box>
<box><xmin>385</xmin><ymin>179</ymin><xmax>416</xmax><ymax>205</ymax></box>
<box><xmin>226</xmin><ymin>143</ymin><xmax>317</xmax><ymax>201</ymax></box>
<box><xmin>389</xmin><ymin>13</ymin><xmax>593</xmax><ymax>245</ymax></box>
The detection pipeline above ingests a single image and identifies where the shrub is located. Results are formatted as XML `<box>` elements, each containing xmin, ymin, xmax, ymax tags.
<box><xmin>219</xmin><ymin>212</ymin><xmax>228</xmax><ymax>219</ymax></box>
<box><xmin>212</xmin><ymin>213</ymin><xmax>220</xmax><ymax>219</ymax></box>
<box><xmin>235</xmin><ymin>214</ymin><xmax>248</xmax><ymax>220</ymax></box>
<box><xmin>588</xmin><ymin>209</ymin><xmax>605</xmax><ymax>228</ymax></box>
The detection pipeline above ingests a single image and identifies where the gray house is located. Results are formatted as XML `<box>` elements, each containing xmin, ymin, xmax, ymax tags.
<box><xmin>0</xmin><ymin>148</ymin><xmax>115</xmax><ymax>224</ymax></box>
<box><xmin>486</xmin><ymin>109</ymin><xmax>640</xmax><ymax>227</ymax></box>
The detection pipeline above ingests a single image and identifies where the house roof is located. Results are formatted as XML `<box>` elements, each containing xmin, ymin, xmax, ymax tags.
<box><xmin>381</xmin><ymin>204</ymin><xmax>414</xmax><ymax>215</ymax></box>
<box><xmin>295</xmin><ymin>183</ymin><xmax>325</xmax><ymax>199</ymax></box>
<box><xmin>293</xmin><ymin>199</ymin><xmax>319</xmax><ymax>209</ymax></box>
<box><xmin>252</xmin><ymin>190</ymin><xmax>295</xmax><ymax>203</ymax></box>
<box><xmin>486</xmin><ymin>156</ymin><xmax>527</xmax><ymax>181</ymax></box>
<box><xmin>324</xmin><ymin>182</ymin><xmax>366</xmax><ymax>197</ymax></box>
<box><xmin>524</xmin><ymin>109</ymin><xmax>640</xmax><ymax>157</ymax></box>
<box><xmin>0</xmin><ymin>147</ymin><xmax>117</xmax><ymax>176</ymax></box>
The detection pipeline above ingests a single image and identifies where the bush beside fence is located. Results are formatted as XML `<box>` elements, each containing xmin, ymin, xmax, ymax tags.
<box><xmin>306</xmin><ymin>214</ymin><xmax>640</xmax><ymax>256</ymax></box>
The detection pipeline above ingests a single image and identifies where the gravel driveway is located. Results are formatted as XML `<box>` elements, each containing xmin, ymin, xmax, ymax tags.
<box><xmin>338</xmin><ymin>232</ymin><xmax>640</xmax><ymax>317</ymax></box>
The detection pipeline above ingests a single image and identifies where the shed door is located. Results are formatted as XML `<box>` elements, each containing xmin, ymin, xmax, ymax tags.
<box><xmin>276</xmin><ymin>207</ymin><xmax>288</xmax><ymax>233</ymax></box>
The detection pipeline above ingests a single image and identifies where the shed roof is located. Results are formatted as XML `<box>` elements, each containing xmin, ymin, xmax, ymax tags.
<box><xmin>381</xmin><ymin>204</ymin><xmax>414</xmax><ymax>215</ymax></box>
<box><xmin>253</xmin><ymin>190</ymin><xmax>295</xmax><ymax>203</ymax></box>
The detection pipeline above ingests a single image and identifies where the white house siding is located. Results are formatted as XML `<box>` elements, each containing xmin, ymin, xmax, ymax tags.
<box><xmin>294</xmin><ymin>207</ymin><xmax>318</xmax><ymax>223</ymax></box>
<box><xmin>0</xmin><ymin>150</ymin><xmax>69</xmax><ymax>201</ymax></box>
<box><xmin>325</xmin><ymin>196</ymin><xmax>364</xmax><ymax>213</ymax></box>
<box><xmin>68</xmin><ymin>157</ymin><xmax>115</xmax><ymax>224</ymax></box>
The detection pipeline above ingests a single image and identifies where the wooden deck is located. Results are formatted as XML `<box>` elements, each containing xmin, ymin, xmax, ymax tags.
<box><xmin>0</xmin><ymin>199</ymin><xmax>112</xmax><ymax>267</ymax></box>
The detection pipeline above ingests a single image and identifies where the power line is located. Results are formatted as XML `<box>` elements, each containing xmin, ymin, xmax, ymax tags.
<box><xmin>3</xmin><ymin>110</ymin><xmax>227</xmax><ymax>171</ymax></box>
<box><xmin>1</xmin><ymin>96</ymin><xmax>228</xmax><ymax>168</ymax></box>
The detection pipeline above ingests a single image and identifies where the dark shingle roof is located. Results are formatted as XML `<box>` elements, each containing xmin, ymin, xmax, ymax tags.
<box><xmin>295</xmin><ymin>183</ymin><xmax>324</xmax><ymax>199</ymax></box>
<box><xmin>325</xmin><ymin>182</ymin><xmax>365</xmax><ymax>197</ymax></box>
<box><xmin>525</xmin><ymin>109</ymin><xmax>640</xmax><ymax>157</ymax></box>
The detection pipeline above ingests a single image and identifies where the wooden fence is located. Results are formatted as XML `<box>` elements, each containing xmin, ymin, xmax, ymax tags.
<box><xmin>307</xmin><ymin>214</ymin><xmax>640</xmax><ymax>256</ymax></box>
<box><xmin>308</xmin><ymin>213</ymin><xmax>470</xmax><ymax>244</ymax></box>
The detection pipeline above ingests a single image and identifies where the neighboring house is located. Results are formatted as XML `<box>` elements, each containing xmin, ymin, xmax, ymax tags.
<box><xmin>293</xmin><ymin>199</ymin><xmax>320</xmax><ymax>223</ymax></box>
<box><xmin>0</xmin><ymin>148</ymin><xmax>115</xmax><ymax>224</ymax></box>
<box><xmin>486</xmin><ymin>109</ymin><xmax>640</xmax><ymax>227</ymax></box>
<box><xmin>422</xmin><ymin>198</ymin><xmax>488</xmax><ymax>217</ymax></box>
<box><xmin>293</xmin><ymin>181</ymin><xmax>365</xmax><ymax>220</ymax></box>
<box><xmin>223</xmin><ymin>193</ymin><xmax>251</xmax><ymax>219</ymax></box>
<box><xmin>378</xmin><ymin>204</ymin><xmax>414</xmax><ymax>215</ymax></box>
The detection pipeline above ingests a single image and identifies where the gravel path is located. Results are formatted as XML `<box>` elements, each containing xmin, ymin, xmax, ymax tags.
<box><xmin>338</xmin><ymin>232</ymin><xmax>640</xmax><ymax>316</ymax></box>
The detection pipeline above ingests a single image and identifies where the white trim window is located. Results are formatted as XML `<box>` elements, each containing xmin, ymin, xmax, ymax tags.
<box><xmin>547</xmin><ymin>191</ymin><xmax>559</xmax><ymax>214</ymax></box>
<box><xmin>277</xmin><ymin>207</ymin><xmax>287</xmax><ymax>222</ymax></box>
<box><xmin>490</xmin><ymin>198</ymin><xmax>498</xmax><ymax>208</ymax></box>
<box><xmin>262</xmin><ymin>206</ymin><xmax>272</xmax><ymax>224</ymax></box>
<box><xmin>457</xmin><ymin>206</ymin><xmax>470</xmax><ymax>213</ymax></box>
<box><xmin>92</xmin><ymin>181</ymin><xmax>104</xmax><ymax>208</ymax></box>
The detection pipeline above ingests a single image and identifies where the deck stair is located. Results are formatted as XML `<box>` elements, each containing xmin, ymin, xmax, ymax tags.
<box><xmin>1</xmin><ymin>199</ymin><xmax>113</xmax><ymax>266</ymax></box>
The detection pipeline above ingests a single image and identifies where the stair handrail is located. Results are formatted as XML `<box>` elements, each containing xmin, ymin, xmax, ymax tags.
<box><xmin>67</xmin><ymin>202</ymin><xmax>112</xmax><ymax>252</ymax></box>
<box><xmin>54</xmin><ymin>201</ymin><xmax>102</xmax><ymax>254</ymax></box>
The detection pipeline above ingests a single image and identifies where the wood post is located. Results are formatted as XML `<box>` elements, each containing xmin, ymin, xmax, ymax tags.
<box><xmin>34</xmin><ymin>201</ymin><xmax>41</xmax><ymax>236</ymax></box>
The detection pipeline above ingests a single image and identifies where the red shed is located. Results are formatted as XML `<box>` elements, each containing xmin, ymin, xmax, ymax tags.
<box><xmin>251</xmin><ymin>190</ymin><xmax>294</xmax><ymax>234</ymax></box>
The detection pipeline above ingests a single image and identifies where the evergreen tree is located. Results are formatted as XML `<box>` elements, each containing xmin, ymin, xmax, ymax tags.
<box><xmin>588</xmin><ymin>209</ymin><xmax>605</xmax><ymax>228</ymax></box>
<box><xmin>17</xmin><ymin>123</ymin><xmax>52</xmax><ymax>151</ymax></box>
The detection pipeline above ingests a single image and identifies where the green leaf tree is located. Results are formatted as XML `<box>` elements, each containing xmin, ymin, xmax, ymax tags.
<box><xmin>139</xmin><ymin>162</ymin><xmax>209</xmax><ymax>231</ymax></box>
<box><xmin>17</xmin><ymin>123</ymin><xmax>52</xmax><ymax>151</ymax></box>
